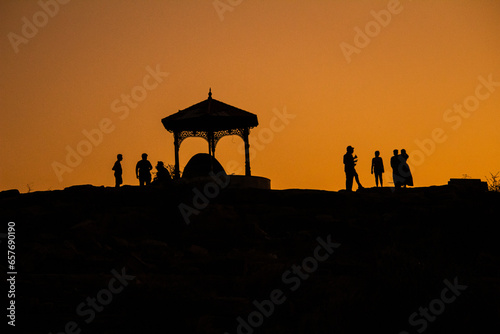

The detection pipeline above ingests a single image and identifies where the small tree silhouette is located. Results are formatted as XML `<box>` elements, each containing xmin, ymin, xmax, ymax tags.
<box><xmin>167</xmin><ymin>164</ymin><xmax>181</xmax><ymax>178</ymax></box>
<box><xmin>486</xmin><ymin>172</ymin><xmax>500</xmax><ymax>192</ymax></box>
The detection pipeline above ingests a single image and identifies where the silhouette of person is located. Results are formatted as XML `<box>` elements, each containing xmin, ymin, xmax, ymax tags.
<box><xmin>343</xmin><ymin>145</ymin><xmax>363</xmax><ymax>191</ymax></box>
<box><xmin>112</xmin><ymin>154</ymin><xmax>123</xmax><ymax>188</ymax></box>
<box><xmin>390</xmin><ymin>149</ymin><xmax>403</xmax><ymax>188</ymax></box>
<box><xmin>371</xmin><ymin>151</ymin><xmax>384</xmax><ymax>187</ymax></box>
<box><xmin>136</xmin><ymin>153</ymin><xmax>153</xmax><ymax>186</ymax></box>
<box><xmin>153</xmin><ymin>161</ymin><xmax>172</xmax><ymax>185</ymax></box>
<box><xmin>399</xmin><ymin>149</ymin><xmax>414</xmax><ymax>188</ymax></box>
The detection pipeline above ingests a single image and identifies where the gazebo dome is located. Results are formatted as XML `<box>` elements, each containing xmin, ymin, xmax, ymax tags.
<box><xmin>161</xmin><ymin>89</ymin><xmax>258</xmax><ymax>132</ymax></box>
<box><xmin>161</xmin><ymin>89</ymin><xmax>258</xmax><ymax>179</ymax></box>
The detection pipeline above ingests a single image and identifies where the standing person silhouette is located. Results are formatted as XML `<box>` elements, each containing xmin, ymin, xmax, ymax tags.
<box><xmin>390</xmin><ymin>149</ymin><xmax>403</xmax><ymax>189</ymax></box>
<box><xmin>112</xmin><ymin>154</ymin><xmax>123</xmax><ymax>188</ymax></box>
<box><xmin>136</xmin><ymin>153</ymin><xmax>153</xmax><ymax>186</ymax></box>
<box><xmin>400</xmin><ymin>149</ymin><xmax>414</xmax><ymax>188</ymax></box>
<box><xmin>343</xmin><ymin>145</ymin><xmax>363</xmax><ymax>192</ymax></box>
<box><xmin>371</xmin><ymin>151</ymin><xmax>384</xmax><ymax>187</ymax></box>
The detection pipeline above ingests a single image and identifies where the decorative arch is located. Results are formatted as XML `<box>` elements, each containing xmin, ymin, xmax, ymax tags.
<box><xmin>171</xmin><ymin>128</ymin><xmax>251</xmax><ymax>179</ymax></box>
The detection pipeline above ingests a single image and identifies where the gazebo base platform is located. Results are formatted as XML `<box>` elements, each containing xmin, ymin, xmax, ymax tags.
<box><xmin>226</xmin><ymin>175</ymin><xmax>271</xmax><ymax>189</ymax></box>
<box><xmin>176</xmin><ymin>175</ymin><xmax>270</xmax><ymax>190</ymax></box>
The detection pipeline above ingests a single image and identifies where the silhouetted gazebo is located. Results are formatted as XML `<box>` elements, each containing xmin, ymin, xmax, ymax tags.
<box><xmin>161</xmin><ymin>89</ymin><xmax>258</xmax><ymax>179</ymax></box>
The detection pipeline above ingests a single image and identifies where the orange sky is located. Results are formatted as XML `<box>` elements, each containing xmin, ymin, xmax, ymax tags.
<box><xmin>1</xmin><ymin>0</ymin><xmax>499</xmax><ymax>192</ymax></box>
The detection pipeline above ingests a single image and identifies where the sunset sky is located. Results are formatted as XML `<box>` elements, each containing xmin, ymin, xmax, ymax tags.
<box><xmin>1</xmin><ymin>0</ymin><xmax>499</xmax><ymax>193</ymax></box>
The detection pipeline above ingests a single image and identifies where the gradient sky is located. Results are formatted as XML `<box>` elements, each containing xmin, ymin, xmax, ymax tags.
<box><xmin>1</xmin><ymin>0</ymin><xmax>499</xmax><ymax>193</ymax></box>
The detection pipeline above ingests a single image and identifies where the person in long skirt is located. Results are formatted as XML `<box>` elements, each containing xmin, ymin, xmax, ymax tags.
<box><xmin>400</xmin><ymin>149</ymin><xmax>413</xmax><ymax>187</ymax></box>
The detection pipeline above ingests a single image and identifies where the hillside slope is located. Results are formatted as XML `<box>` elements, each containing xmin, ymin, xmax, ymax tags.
<box><xmin>1</xmin><ymin>185</ymin><xmax>499</xmax><ymax>333</ymax></box>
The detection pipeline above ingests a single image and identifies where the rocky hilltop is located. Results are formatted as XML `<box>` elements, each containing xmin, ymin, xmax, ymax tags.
<box><xmin>1</xmin><ymin>184</ymin><xmax>499</xmax><ymax>333</ymax></box>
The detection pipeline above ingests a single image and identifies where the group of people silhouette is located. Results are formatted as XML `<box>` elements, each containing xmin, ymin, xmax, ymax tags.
<box><xmin>112</xmin><ymin>153</ymin><xmax>171</xmax><ymax>187</ymax></box>
<box><xmin>112</xmin><ymin>147</ymin><xmax>413</xmax><ymax>191</ymax></box>
<box><xmin>343</xmin><ymin>145</ymin><xmax>413</xmax><ymax>192</ymax></box>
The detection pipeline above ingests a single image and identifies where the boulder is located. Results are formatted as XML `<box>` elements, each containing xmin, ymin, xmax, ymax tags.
<box><xmin>182</xmin><ymin>153</ymin><xmax>226</xmax><ymax>179</ymax></box>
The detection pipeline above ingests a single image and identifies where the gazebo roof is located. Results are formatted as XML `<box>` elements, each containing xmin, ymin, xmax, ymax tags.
<box><xmin>161</xmin><ymin>89</ymin><xmax>258</xmax><ymax>132</ymax></box>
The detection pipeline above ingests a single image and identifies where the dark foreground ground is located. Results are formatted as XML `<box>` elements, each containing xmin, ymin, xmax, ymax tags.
<box><xmin>1</xmin><ymin>184</ymin><xmax>499</xmax><ymax>334</ymax></box>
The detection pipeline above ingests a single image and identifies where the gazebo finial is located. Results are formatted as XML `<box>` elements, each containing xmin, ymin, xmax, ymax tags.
<box><xmin>208</xmin><ymin>88</ymin><xmax>212</xmax><ymax>99</ymax></box>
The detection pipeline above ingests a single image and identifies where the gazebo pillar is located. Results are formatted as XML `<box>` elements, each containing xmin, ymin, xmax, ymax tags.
<box><xmin>207</xmin><ymin>131</ymin><xmax>215</xmax><ymax>173</ymax></box>
<box><xmin>173</xmin><ymin>131</ymin><xmax>180</xmax><ymax>179</ymax></box>
<box><xmin>243</xmin><ymin>128</ymin><xmax>251</xmax><ymax>176</ymax></box>
<box><xmin>207</xmin><ymin>131</ymin><xmax>216</xmax><ymax>158</ymax></box>
<box><xmin>211</xmin><ymin>137</ymin><xmax>216</xmax><ymax>157</ymax></box>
